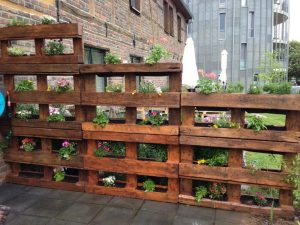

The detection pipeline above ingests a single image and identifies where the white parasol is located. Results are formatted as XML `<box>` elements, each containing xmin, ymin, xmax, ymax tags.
<box><xmin>219</xmin><ymin>49</ymin><xmax>228</xmax><ymax>86</ymax></box>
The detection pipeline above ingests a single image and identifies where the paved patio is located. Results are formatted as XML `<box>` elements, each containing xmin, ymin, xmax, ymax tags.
<box><xmin>0</xmin><ymin>183</ymin><xmax>252</xmax><ymax>225</ymax></box>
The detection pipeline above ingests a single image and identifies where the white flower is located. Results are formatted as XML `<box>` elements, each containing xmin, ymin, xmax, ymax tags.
<box><xmin>103</xmin><ymin>176</ymin><xmax>116</xmax><ymax>186</ymax></box>
<box><xmin>155</xmin><ymin>87</ymin><xmax>162</xmax><ymax>94</ymax></box>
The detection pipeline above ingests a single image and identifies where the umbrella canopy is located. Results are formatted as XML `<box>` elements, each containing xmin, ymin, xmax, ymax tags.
<box><xmin>219</xmin><ymin>49</ymin><xmax>228</xmax><ymax>86</ymax></box>
<box><xmin>182</xmin><ymin>37</ymin><xmax>199</xmax><ymax>88</ymax></box>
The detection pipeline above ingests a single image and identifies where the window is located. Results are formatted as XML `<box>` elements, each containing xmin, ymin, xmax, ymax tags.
<box><xmin>84</xmin><ymin>46</ymin><xmax>107</xmax><ymax>92</ymax></box>
<box><xmin>248</xmin><ymin>11</ymin><xmax>254</xmax><ymax>37</ymax></box>
<box><xmin>219</xmin><ymin>13</ymin><xmax>226</xmax><ymax>39</ymax></box>
<box><xmin>177</xmin><ymin>15</ymin><xmax>182</xmax><ymax>42</ymax></box>
<box><xmin>219</xmin><ymin>0</ymin><xmax>226</xmax><ymax>8</ymax></box>
<box><xmin>163</xmin><ymin>1</ymin><xmax>169</xmax><ymax>33</ymax></box>
<box><xmin>130</xmin><ymin>0</ymin><xmax>141</xmax><ymax>13</ymax></box>
<box><xmin>241</xmin><ymin>0</ymin><xmax>247</xmax><ymax>7</ymax></box>
<box><xmin>130</xmin><ymin>55</ymin><xmax>143</xmax><ymax>63</ymax></box>
<box><xmin>169</xmin><ymin>6</ymin><xmax>174</xmax><ymax>36</ymax></box>
<box><xmin>240</xmin><ymin>43</ymin><xmax>247</xmax><ymax>70</ymax></box>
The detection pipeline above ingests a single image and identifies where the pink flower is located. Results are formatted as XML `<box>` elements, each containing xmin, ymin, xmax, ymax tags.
<box><xmin>56</xmin><ymin>78</ymin><xmax>70</xmax><ymax>88</ymax></box>
<box><xmin>160</xmin><ymin>37</ymin><xmax>168</xmax><ymax>43</ymax></box>
<box><xmin>206</xmin><ymin>72</ymin><xmax>217</xmax><ymax>80</ymax></box>
<box><xmin>152</xmin><ymin>112</ymin><xmax>158</xmax><ymax>117</ymax></box>
<box><xmin>62</xmin><ymin>141</ymin><xmax>70</xmax><ymax>147</ymax></box>
<box><xmin>49</xmin><ymin>107</ymin><xmax>60</xmax><ymax>115</ymax></box>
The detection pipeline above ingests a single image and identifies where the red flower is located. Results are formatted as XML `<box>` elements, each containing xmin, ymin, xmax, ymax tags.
<box><xmin>151</xmin><ymin>112</ymin><xmax>158</xmax><ymax>117</ymax></box>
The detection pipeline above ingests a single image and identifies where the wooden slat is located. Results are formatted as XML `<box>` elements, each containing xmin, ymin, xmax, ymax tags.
<box><xmin>12</xmin><ymin>119</ymin><xmax>82</xmax><ymax>130</ymax></box>
<box><xmin>82</xmin><ymin>123</ymin><xmax>179</xmax><ymax>135</ymax></box>
<box><xmin>181</xmin><ymin>93</ymin><xmax>300</xmax><ymax>111</ymax></box>
<box><xmin>4</xmin><ymin>151</ymin><xmax>83</xmax><ymax>168</ymax></box>
<box><xmin>83</xmin><ymin>131</ymin><xmax>178</xmax><ymax>145</ymax></box>
<box><xmin>80</xmin><ymin>63</ymin><xmax>182</xmax><ymax>74</ymax></box>
<box><xmin>0</xmin><ymin>64</ymin><xmax>79</xmax><ymax>74</ymax></box>
<box><xmin>180</xmin><ymin>126</ymin><xmax>300</xmax><ymax>143</ymax></box>
<box><xmin>84</xmin><ymin>156</ymin><xmax>178</xmax><ymax>178</ymax></box>
<box><xmin>11</xmin><ymin>91</ymin><xmax>81</xmax><ymax>104</ymax></box>
<box><xmin>180</xmin><ymin>136</ymin><xmax>300</xmax><ymax>153</ymax></box>
<box><xmin>12</xmin><ymin>126</ymin><xmax>82</xmax><ymax>140</ymax></box>
<box><xmin>179</xmin><ymin>164</ymin><xmax>292</xmax><ymax>189</ymax></box>
<box><xmin>0</xmin><ymin>23</ymin><xmax>82</xmax><ymax>40</ymax></box>
<box><xmin>81</xmin><ymin>92</ymin><xmax>180</xmax><ymax>108</ymax></box>
<box><xmin>179</xmin><ymin>195</ymin><xmax>294</xmax><ymax>219</ymax></box>
<box><xmin>0</xmin><ymin>55</ymin><xmax>83</xmax><ymax>64</ymax></box>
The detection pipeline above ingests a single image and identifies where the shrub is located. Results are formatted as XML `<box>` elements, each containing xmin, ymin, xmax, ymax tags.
<box><xmin>195</xmin><ymin>147</ymin><xmax>228</xmax><ymax>167</ymax></box>
<box><xmin>58</xmin><ymin>141</ymin><xmax>77</xmax><ymax>160</ymax></box>
<box><xmin>248</xmin><ymin>84</ymin><xmax>263</xmax><ymax>94</ymax></box>
<box><xmin>195</xmin><ymin>186</ymin><xmax>208</xmax><ymax>202</ymax></box>
<box><xmin>138</xmin><ymin>144</ymin><xmax>167</xmax><ymax>162</ymax></box>
<box><xmin>143</xmin><ymin>179</ymin><xmax>155</xmax><ymax>192</ymax></box>
<box><xmin>106</xmin><ymin>83</ymin><xmax>123</xmax><ymax>92</ymax></box>
<box><xmin>94</xmin><ymin>141</ymin><xmax>125</xmax><ymax>158</ymax></box>
<box><xmin>6</xmin><ymin>18</ymin><xmax>28</xmax><ymax>27</ymax></box>
<box><xmin>15</xmin><ymin>80</ymin><xmax>34</xmax><ymax>92</ymax></box>
<box><xmin>246</xmin><ymin>114</ymin><xmax>267</xmax><ymax>131</ymax></box>
<box><xmin>7</xmin><ymin>46</ymin><xmax>25</xmax><ymax>56</ymax></box>
<box><xmin>41</xmin><ymin>15</ymin><xmax>56</xmax><ymax>25</ymax></box>
<box><xmin>140</xmin><ymin>111</ymin><xmax>167</xmax><ymax>126</ymax></box>
<box><xmin>145</xmin><ymin>44</ymin><xmax>170</xmax><ymax>64</ymax></box>
<box><xmin>225</xmin><ymin>83</ymin><xmax>244</xmax><ymax>93</ymax></box>
<box><xmin>93</xmin><ymin>111</ymin><xmax>109</xmax><ymax>128</ymax></box>
<box><xmin>43</xmin><ymin>40</ymin><xmax>64</xmax><ymax>55</ymax></box>
<box><xmin>253</xmin><ymin>192</ymin><xmax>268</xmax><ymax>206</ymax></box>
<box><xmin>104</xmin><ymin>53</ymin><xmax>121</xmax><ymax>64</ymax></box>
<box><xmin>263</xmin><ymin>82</ymin><xmax>292</xmax><ymax>94</ymax></box>
<box><xmin>139</xmin><ymin>81</ymin><xmax>158</xmax><ymax>93</ymax></box>
<box><xmin>53</xmin><ymin>167</ymin><xmax>65</xmax><ymax>182</ymax></box>
<box><xmin>196</xmin><ymin>78</ymin><xmax>220</xmax><ymax>95</ymax></box>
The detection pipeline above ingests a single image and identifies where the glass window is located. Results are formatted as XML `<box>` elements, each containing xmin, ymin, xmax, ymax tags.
<box><xmin>219</xmin><ymin>13</ymin><xmax>226</xmax><ymax>39</ymax></box>
<box><xmin>219</xmin><ymin>0</ymin><xmax>226</xmax><ymax>8</ymax></box>
<box><xmin>169</xmin><ymin>6</ymin><xmax>174</xmax><ymax>36</ymax></box>
<box><xmin>241</xmin><ymin>0</ymin><xmax>247</xmax><ymax>7</ymax></box>
<box><xmin>130</xmin><ymin>0</ymin><xmax>141</xmax><ymax>13</ymax></box>
<box><xmin>240</xmin><ymin>43</ymin><xmax>247</xmax><ymax>70</ymax></box>
<box><xmin>249</xmin><ymin>11</ymin><xmax>254</xmax><ymax>37</ymax></box>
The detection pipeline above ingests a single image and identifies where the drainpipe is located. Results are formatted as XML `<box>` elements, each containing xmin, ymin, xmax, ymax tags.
<box><xmin>56</xmin><ymin>0</ymin><xmax>60</xmax><ymax>23</ymax></box>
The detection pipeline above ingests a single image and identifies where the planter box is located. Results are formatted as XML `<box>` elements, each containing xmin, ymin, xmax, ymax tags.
<box><xmin>182</xmin><ymin>93</ymin><xmax>300</xmax><ymax>111</ymax></box>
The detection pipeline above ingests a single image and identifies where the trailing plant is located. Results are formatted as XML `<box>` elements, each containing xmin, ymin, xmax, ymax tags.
<box><xmin>94</xmin><ymin>141</ymin><xmax>125</xmax><ymax>158</ymax></box>
<box><xmin>208</xmin><ymin>182</ymin><xmax>227</xmax><ymax>200</ymax></box>
<box><xmin>253</xmin><ymin>192</ymin><xmax>268</xmax><ymax>206</ymax></box>
<box><xmin>263</xmin><ymin>82</ymin><xmax>292</xmax><ymax>94</ymax></box>
<box><xmin>7</xmin><ymin>46</ymin><xmax>25</xmax><ymax>56</ymax></box>
<box><xmin>145</xmin><ymin>44</ymin><xmax>170</xmax><ymax>64</ymax></box>
<box><xmin>195</xmin><ymin>186</ymin><xmax>208</xmax><ymax>202</ymax></box>
<box><xmin>143</xmin><ymin>179</ymin><xmax>155</xmax><ymax>192</ymax></box>
<box><xmin>196</xmin><ymin>78</ymin><xmax>220</xmax><ymax>95</ymax></box>
<box><xmin>0</xmin><ymin>140</ymin><xmax>8</xmax><ymax>152</ymax></box>
<box><xmin>6</xmin><ymin>18</ymin><xmax>28</xmax><ymax>27</ymax></box>
<box><xmin>47</xmin><ymin>107</ymin><xmax>65</xmax><ymax>122</ymax></box>
<box><xmin>104</xmin><ymin>53</ymin><xmax>121</xmax><ymax>64</ymax></box>
<box><xmin>43</xmin><ymin>40</ymin><xmax>64</xmax><ymax>56</ymax></box>
<box><xmin>106</xmin><ymin>83</ymin><xmax>123</xmax><ymax>93</ymax></box>
<box><xmin>140</xmin><ymin>111</ymin><xmax>167</xmax><ymax>126</ymax></box>
<box><xmin>103</xmin><ymin>176</ymin><xmax>116</xmax><ymax>187</ymax></box>
<box><xmin>138</xmin><ymin>144</ymin><xmax>167</xmax><ymax>162</ymax></box>
<box><xmin>41</xmin><ymin>15</ymin><xmax>56</xmax><ymax>25</ymax></box>
<box><xmin>93</xmin><ymin>111</ymin><xmax>109</xmax><ymax>128</ymax></box>
<box><xmin>246</xmin><ymin>114</ymin><xmax>267</xmax><ymax>131</ymax></box>
<box><xmin>225</xmin><ymin>83</ymin><xmax>244</xmax><ymax>93</ymax></box>
<box><xmin>15</xmin><ymin>80</ymin><xmax>34</xmax><ymax>92</ymax></box>
<box><xmin>53</xmin><ymin>167</ymin><xmax>65</xmax><ymax>182</ymax></box>
<box><xmin>55</xmin><ymin>78</ymin><xmax>72</xmax><ymax>93</ymax></box>
<box><xmin>58</xmin><ymin>140</ymin><xmax>77</xmax><ymax>160</ymax></box>
<box><xmin>212</xmin><ymin>113</ymin><xmax>240</xmax><ymax>129</ymax></box>
<box><xmin>20</xmin><ymin>138</ymin><xmax>36</xmax><ymax>152</ymax></box>
<box><xmin>286</xmin><ymin>154</ymin><xmax>300</xmax><ymax>209</ymax></box>
<box><xmin>248</xmin><ymin>83</ymin><xmax>263</xmax><ymax>94</ymax></box>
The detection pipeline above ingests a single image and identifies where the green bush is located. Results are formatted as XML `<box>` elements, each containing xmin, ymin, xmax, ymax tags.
<box><xmin>143</xmin><ymin>179</ymin><xmax>155</xmax><ymax>192</ymax></box>
<box><xmin>263</xmin><ymin>82</ymin><xmax>292</xmax><ymax>94</ymax></box>
<box><xmin>106</xmin><ymin>83</ymin><xmax>123</xmax><ymax>92</ymax></box>
<box><xmin>195</xmin><ymin>186</ymin><xmax>208</xmax><ymax>202</ymax></box>
<box><xmin>139</xmin><ymin>81</ymin><xmax>157</xmax><ymax>93</ymax></box>
<box><xmin>248</xmin><ymin>84</ymin><xmax>263</xmax><ymax>94</ymax></box>
<box><xmin>145</xmin><ymin>44</ymin><xmax>170</xmax><ymax>64</ymax></box>
<box><xmin>196</xmin><ymin>78</ymin><xmax>220</xmax><ymax>95</ymax></box>
<box><xmin>104</xmin><ymin>53</ymin><xmax>121</xmax><ymax>64</ymax></box>
<box><xmin>225</xmin><ymin>83</ymin><xmax>244</xmax><ymax>93</ymax></box>
<box><xmin>15</xmin><ymin>80</ymin><xmax>34</xmax><ymax>92</ymax></box>
<box><xmin>7</xmin><ymin>46</ymin><xmax>25</xmax><ymax>56</ymax></box>
<box><xmin>41</xmin><ymin>15</ymin><xmax>56</xmax><ymax>25</ymax></box>
<box><xmin>43</xmin><ymin>40</ymin><xmax>64</xmax><ymax>55</ymax></box>
<box><xmin>138</xmin><ymin>144</ymin><xmax>167</xmax><ymax>162</ymax></box>
<box><xmin>94</xmin><ymin>141</ymin><xmax>126</xmax><ymax>158</ymax></box>
<box><xmin>246</xmin><ymin>114</ymin><xmax>267</xmax><ymax>131</ymax></box>
<box><xmin>93</xmin><ymin>111</ymin><xmax>109</xmax><ymax>128</ymax></box>
<box><xmin>6</xmin><ymin>18</ymin><xmax>28</xmax><ymax>27</ymax></box>
<box><xmin>195</xmin><ymin>147</ymin><xmax>228</xmax><ymax>167</ymax></box>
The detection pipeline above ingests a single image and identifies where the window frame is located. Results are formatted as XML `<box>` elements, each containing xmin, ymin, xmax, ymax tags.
<box><xmin>219</xmin><ymin>0</ymin><xmax>226</xmax><ymax>8</ymax></box>
<box><xmin>248</xmin><ymin>11</ymin><xmax>255</xmax><ymax>38</ymax></box>
<box><xmin>169</xmin><ymin>6</ymin><xmax>174</xmax><ymax>36</ymax></box>
<box><xmin>219</xmin><ymin>13</ymin><xmax>226</xmax><ymax>40</ymax></box>
<box><xmin>240</xmin><ymin>43</ymin><xmax>247</xmax><ymax>70</ymax></box>
<box><xmin>163</xmin><ymin>1</ymin><xmax>169</xmax><ymax>34</ymax></box>
<box><xmin>177</xmin><ymin>15</ymin><xmax>182</xmax><ymax>42</ymax></box>
<box><xmin>130</xmin><ymin>0</ymin><xmax>141</xmax><ymax>14</ymax></box>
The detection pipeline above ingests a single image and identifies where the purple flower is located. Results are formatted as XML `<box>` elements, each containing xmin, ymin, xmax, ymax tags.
<box><xmin>62</xmin><ymin>141</ymin><xmax>70</xmax><ymax>147</ymax></box>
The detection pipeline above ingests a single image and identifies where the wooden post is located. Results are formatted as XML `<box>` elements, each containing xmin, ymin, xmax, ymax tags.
<box><xmin>37</xmin><ymin>76</ymin><xmax>49</xmax><ymax>120</ymax></box>
<box><xmin>1</xmin><ymin>40</ymin><xmax>10</xmax><ymax>57</ymax></box>
<box><xmin>168</xmin><ymin>72</ymin><xmax>181</xmax><ymax>125</ymax></box>
<box><xmin>74</xmin><ymin>76</ymin><xmax>85</xmax><ymax>122</ymax></box>
<box><xmin>35</xmin><ymin>39</ymin><xmax>44</xmax><ymax>56</ymax></box>
<box><xmin>84</xmin><ymin>74</ymin><xmax>97</xmax><ymax>121</ymax></box>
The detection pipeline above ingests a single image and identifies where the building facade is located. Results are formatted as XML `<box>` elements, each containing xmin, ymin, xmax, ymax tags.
<box><xmin>185</xmin><ymin>0</ymin><xmax>289</xmax><ymax>88</ymax></box>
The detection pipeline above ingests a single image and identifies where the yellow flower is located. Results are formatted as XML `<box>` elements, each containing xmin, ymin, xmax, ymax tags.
<box><xmin>197</xmin><ymin>159</ymin><xmax>206</xmax><ymax>165</ymax></box>
<box><xmin>213</xmin><ymin>124</ymin><xmax>218</xmax><ymax>128</ymax></box>
<box><xmin>47</xmin><ymin>85</ymin><xmax>52</xmax><ymax>91</ymax></box>
<box><xmin>132</xmin><ymin>90</ymin><xmax>137</xmax><ymax>95</ymax></box>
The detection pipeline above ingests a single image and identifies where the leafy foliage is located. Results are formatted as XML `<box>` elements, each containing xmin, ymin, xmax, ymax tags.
<box><xmin>208</xmin><ymin>183</ymin><xmax>227</xmax><ymax>200</ymax></box>
<box><xmin>138</xmin><ymin>144</ymin><xmax>167</xmax><ymax>162</ymax></box>
<box><xmin>7</xmin><ymin>46</ymin><xmax>25</xmax><ymax>56</ymax></box>
<box><xmin>53</xmin><ymin>168</ymin><xmax>65</xmax><ymax>182</ymax></box>
<box><xmin>225</xmin><ymin>83</ymin><xmax>244</xmax><ymax>93</ymax></box>
<box><xmin>104</xmin><ymin>53</ymin><xmax>121</xmax><ymax>64</ymax></box>
<box><xmin>103</xmin><ymin>176</ymin><xmax>116</xmax><ymax>187</ymax></box>
<box><xmin>58</xmin><ymin>141</ymin><xmax>77</xmax><ymax>160</ymax></box>
<box><xmin>0</xmin><ymin>140</ymin><xmax>8</xmax><ymax>152</ymax></box>
<box><xmin>246</xmin><ymin>114</ymin><xmax>267</xmax><ymax>131</ymax></box>
<box><xmin>248</xmin><ymin>84</ymin><xmax>263</xmax><ymax>94</ymax></box>
<box><xmin>106</xmin><ymin>83</ymin><xmax>123</xmax><ymax>92</ymax></box>
<box><xmin>195</xmin><ymin>186</ymin><xmax>208</xmax><ymax>202</ymax></box>
<box><xmin>143</xmin><ymin>179</ymin><xmax>155</xmax><ymax>192</ymax></box>
<box><xmin>145</xmin><ymin>44</ymin><xmax>170</xmax><ymax>64</ymax></box>
<box><xmin>47</xmin><ymin>114</ymin><xmax>65</xmax><ymax>122</ymax></box>
<box><xmin>196</xmin><ymin>78</ymin><xmax>220</xmax><ymax>95</ymax></box>
<box><xmin>253</xmin><ymin>192</ymin><xmax>268</xmax><ymax>206</ymax></box>
<box><xmin>20</xmin><ymin>138</ymin><xmax>36</xmax><ymax>152</ymax></box>
<box><xmin>55</xmin><ymin>78</ymin><xmax>72</xmax><ymax>93</ymax></box>
<box><xmin>6</xmin><ymin>18</ymin><xmax>28</xmax><ymax>27</ymax></box>
<box><xmin>94</xmin><ymin>141</ymin><xmax>125</xmax><ymax>158</ymax></box>
<box><xmin>288</xmin><ymin>41</ymin><xmax>300</xmax><ymax>81</ymax></box>
<box><xmin>140</xmin><ymin>111</ymin><xmax>167</xmax><ymax>126</ymax></box>
<box><xmin>43</xmin><ymin>40</ymin><xmax>64</xmax><ymax>55</ymax></box>
<box><xmin>286</xmin><ymin>154</ymin><xmax>300</xmax><ymax>209</ymax></box>
<box><xmin>195</xmin><ymin>147</ymin><xmax>228</xmax><ymax>167</ymax></box>
<box><xmin>15</xmin><ymin>80</ymin><xmax>34</xmax><ymax>92</ymax></box>
<box><xmin>93</xmin><ymin>111</ymin><xmax>109</xmax><ymax>128</ymax></box>
<box><xmin>139</xmin><ymin>81</ymin><xmax>157</xmax><ymax>93</ymax></box>
<box><xmin>212</xmin><ymin>113</ymin><xmax>240</xmax><ymax>129</ymax></box>
<box><xmin>263</xmin><ymin>82</ymin><xmax>292</xmax><ymax>94</ymax></box>
<box><xmin>41</xmin><ymin>15</ymin><xmax>56</xmax><ymax>25</ymax></box>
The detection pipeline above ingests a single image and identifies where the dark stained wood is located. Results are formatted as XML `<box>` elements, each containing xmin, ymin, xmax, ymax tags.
<box><xmin>168</xmin><ymin>72</ymin><xmax>182</xmax><ymax>125</ymax></box>
<box><xmin>0</xmin><ymin>55</ymin><xmax>83</xmax><ymax>64</ymax></box>
<box><xmin>181</xmin><ymin>93</ymin><xmax>300</xmax><ymax>111</ymax></box>
<box><xmin>12</xmin><ymin>119</ymin><xmax>82</xmax><ymax>130</ymax></box>
<box><xmin>0</xmin><ymin>64</ymin><xmax>79</xmax><ymax>74</ymax></box>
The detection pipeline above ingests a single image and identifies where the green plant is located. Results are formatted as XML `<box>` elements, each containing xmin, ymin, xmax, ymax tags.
<box><xmin>106</xmin><ymin>83</ymin><xmax>123</xmax><ymax>92</ymax></box>
<box><xmin>53</xmin><ymin>167</ymin><xmax>65</xmax><ymax>182</ymax></box>
<box><xmin>140</xmin><ymin>111</ymin><xmax>167</xmax><ymax>126</ymax></box>
<box><xmin>0</xmin><ymin>140</ymin><xmax>8</xmax><ymax>152</ymax></box>
<box><xmin>196</xmin><ymin>78</ymin><xmax>220</xmax><ymax>95</ymax></box>
<box><xmin>195</xmin><ymin>186</ymin><xmax>208</xmax><ymax>202</ymax></box>
<box><xmin>104</xmin><ymin>53</ymin><xmax>121</xmax><ymax>64</ymax></box>
<box><xmin>139</xmin><ymin>81</ymin><xmax>157</xmax><ymax>93</ymax></box>
<box><xmin>6</xmin><ymin>18</ymin><xmax>28</xmax><ymax>27</ymax></box>
<box><xmin>263</xmin><ymin>82</ymin><xmax>292</xmax><ymax>94</ymax></box>
<box><xmin>15</xmin><ymin>104</ymin><xmax>38</xmax><ymax>120</ymax></box>
<box><xmin>15</xmin><ymin>80</ymin><xmax>34</xmax><ymax>92</ymax></box>
<box><xmin>145</xmin><ymin>44</ymin><xmax>170</xmax><ymax>64</ymax></box>
<box><xmin>246</xmin><ymin>114</ymin><xmax>267</xmax><ymax>131</ymax></box>
<box><xmin>143</xmin><ymin>179</ymin><xmax>155</xmax><ymax>192</ymax></box>
<box><xmin>47</xmin><ymin>110</ymin><xmax>65</xmax><ymax>122</ymax></box>
<box><xmin>208</xmin><ymin>182</ymin><xmax>227</xmax><ymax>200</ymax></box>
<box><xmin>286</xmin><ymin>154</ymin><xmax>300</xmax><ymax>209</ymax></box>
<box><xmin>7</xmin><ymin>46</ymin><xmax>25</xmax><ymax>56</ymax></box>
<box><xmin>43</xmin><ymin>40</ymin><xmax>64</xmax><ymax>55</ymax></box>
<box><xmin>248</xmin><ymin>84</ymin><xmax>263</xmax><ymax>94</ymax></box>
<box><xmin>103</xmin><ymin>176</ymin><xmax>116</xmax><ymax>187</ymax></box>
<box><xmin>58</xmin><ymin>141</ymin><xmax>77</xmax><ymax>160</ymax></box>
<box><xmin>16</xmin><ymin>110</ymin><xmax>32</xmax><ymax>120</ymax></box>
<box><xmin>138</xmin><ymin>144</ymin><xmax>167</xmax><ymax>162</ymax></box>
<box><xmin>94</xmin><ymin>141</ymin><xmax>125</xmax><ymax>158</ymax></box>
<box><xmin>93</xmin><ymin>111</ymin><xmax>109</xmax><ymax>128</ymax></box>
<box><xmin>253</xmin><ymin>192</ymin><xmax>268</xmax><ymax>206</ymax></box>
<box><xmin>41</xmin><ymin>15</ymin><xmax>56</xmax><ymax>24</ymax></box>
<box><xmin>20</xmin><ymin>138</ymin><xmax>36</xmax><ymax>152</ymax></box>
<box><xmin>225</xmin><ymin>83</ymin><xmax>244</xmax><ymax>93</ymax></box>
<box><xmin>55</xmin><ymin>78</ymin><xmax>72</xmax><ymax>93</ymax></box>
<box><xmin>212</xmin><ymin>113</ymin><xmax>240</xmax><ymax>129</ymax></box>
<box><xmin>195</xmin><ymin>147</ymin><xmax>228</xmax><ymax>167</ymax></box>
